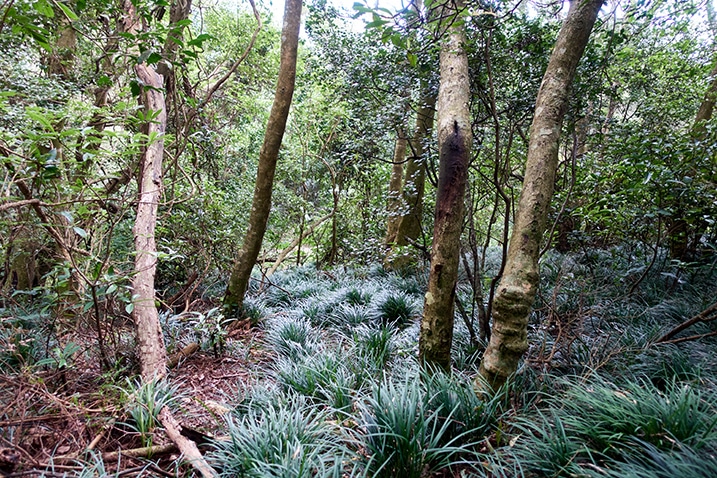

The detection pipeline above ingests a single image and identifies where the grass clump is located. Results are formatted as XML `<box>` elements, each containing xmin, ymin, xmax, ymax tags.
<box><xmin>265</xmin><ymin>315</ymin><xmax>318</xmax><ymax>360</ymax></box>
<box><xmin>211</xmin><ymin>397</ymin><xmax>343</xmax><ymax>477</ymax></box>
<box><xmin>373</xmin><ymin>292</ymin><xmax>417</xmax><ymax>328</ymax></box>
<box><xmin>356</xmin><ymin>377</ymin><xmax>467</xmax><ymax>477</ymax></box>
<box><xmin>560</xmin><ymin>377</ymin><xmax>717</xmax><ymax>452</ymax></box>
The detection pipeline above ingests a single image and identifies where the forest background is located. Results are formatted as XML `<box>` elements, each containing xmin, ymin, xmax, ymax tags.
<box><xmin>1</xmin><ymin>0</ymin><xmax>717</xmax><ymax>476</ymax></box>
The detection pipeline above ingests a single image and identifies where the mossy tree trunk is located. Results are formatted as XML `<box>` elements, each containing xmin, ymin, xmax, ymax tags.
<box><xmin>418</xmin><ymin>0</ymin><xmax>471</xmax><ymax>370</ymax></box>
<box><xmin>479</xmin><ymin>0</ymin><xmax>604</xmax><ymax>389</ymax></box>
<box><xmin>223</xmin><ymin>0</ymin><xmax>302</xmax><ymax>318</ymax></box>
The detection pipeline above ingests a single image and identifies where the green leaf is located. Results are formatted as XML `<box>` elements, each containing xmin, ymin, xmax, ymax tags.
<box><xmin>407</xmin><ymin>53</ymin><xmax>417</xmax><ymax>67</ymax></box>
<box><xmin>137</xmin><ymin>49</ymin><xmax>153</xmax><ymax>64</ymax></box>
<box><xmin>97</xmin><ymin>75</ymin><xmax>112</xmax><ymax>87</ymax></box>
<box><xmin>130</xmin><ymin>80</ymin><xmax>141</xmax><ymax>97</ymax></box>
<box><xmin>187</xmin><ymin>33</ymin><xmax>213</xmax><ymax>48</ymax></box>
<box><xmin>146</xmin><ymin>52</ymin><xmax>162</xmax><ymax>65</ymax></box>
<box><xmin>73</xmin><ymin>226</ymin><xmax>88</xmax><ymax>239</ymax></box>
<box><xmin>366</xmin><ymin>18</ymin><xmax>389</xmax><ymax>29</ymax></box>
<box><xmin>26</xmin><ymin>109</ymin><xmax>53</xmax><ymax>129</ymax></box>
<box><xmin>33</xmin><ymin>0</ymin><xmax>54</xmax><ymax>18</ymax></box>
<box><xmin>125</xmin><ymin>302</ymin><xmax>134</xmax><ymax>314</ymax></box>
<box><xmin>106</xmin><ymin>284</ymin><xmax>118</xmax><ymax>295</ymax></box>
<box><xmin>56</xmin><ymin>2</ymin><xmax>79</xmax><ymax>21</ymax></box>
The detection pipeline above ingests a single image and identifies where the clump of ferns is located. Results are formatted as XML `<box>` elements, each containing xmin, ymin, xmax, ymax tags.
<box><xmin>211</xmin><ymin>396</ymin><xmax>346</xmax><ymax>477</ymax></box>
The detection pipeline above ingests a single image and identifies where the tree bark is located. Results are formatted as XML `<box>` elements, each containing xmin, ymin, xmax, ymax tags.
<box><xmin>418</xmin><ymin>0</ymin><xmax>471</xmax><ymax>371</ymax></box>
<box><xmin>132</xmin><ymin>61</ymin><xmax>169</xmax><ymax>381</ymax></box>
<box><xmin>223</xmin><ymin>0</ymin><xmax>303</xmax><ymax>318</ymax></box>
<box><xmin>394</xmin><ymin>91</ymin><xmax>437</xmax><ymax>247</ymax></box>
<box><xmin>479</xmin><ymin>0</ymin><xmax>603</xmax><ymax>389</ymax></box>
<box><xmin>691</xmin><ymin>61</ymin><xmax>717</xmax><ymax>139</ymax></box>
<box><xmin>385</xmin><ymin>129</ymin><xmax>408</xmax><ymax>246</ymax></box>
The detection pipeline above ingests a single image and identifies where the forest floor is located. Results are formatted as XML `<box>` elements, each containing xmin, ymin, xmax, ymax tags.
<box><xmin>2</xmin><ymin>251</ymin><xmax>717</xmax><ymax>477</ymax></box>
<box><xmin>0</xmin><ymin>325</ymin><xmax>270</xmax><ymax>477</ymax></box>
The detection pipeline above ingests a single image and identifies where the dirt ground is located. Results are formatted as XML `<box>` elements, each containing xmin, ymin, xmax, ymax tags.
<box><xmin>0</xmin><ymin>326</ymin><xmax>270</xmax><ymax>477</ymax></box>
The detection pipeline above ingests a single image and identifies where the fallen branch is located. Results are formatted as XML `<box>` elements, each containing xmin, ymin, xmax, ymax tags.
<box><xmin>657</xmin><ymin>330</ymin><xmax>717</xmax><ymax>346</ymax></box>
<box><xmin>158</xmin><ymin>407</ymin><xmax>218</xmax><ymax>478</ymax></box>
<box><xmin>167</xmin><ymin>342</ymin><xmax>200</xmax><ymax>369</ymax></box>
<box><xmin>102</xmin><ymin>443</ymin><xmax>177</xmax><ymax>461</ymax></box>
<box><xmin>654</xmin><ymin>301</ymin><xmax>717</xmax><ymax>344</ymax></box>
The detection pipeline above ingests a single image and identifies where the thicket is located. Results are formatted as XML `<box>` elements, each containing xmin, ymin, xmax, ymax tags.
<box><xmin>1</xmin><ymin>0</ymin><xmax>716</xmax><ymax>475</ymax></box>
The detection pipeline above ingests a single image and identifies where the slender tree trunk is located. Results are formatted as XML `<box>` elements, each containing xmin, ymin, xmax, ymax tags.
<box><xmin>126</xmin><ymin>3</ymin><xmax>217</xmax><ymax>474</ymax></box>
<box><xmin>385</xmin><ymin>128</ymin><xmax>408</xmax><ymax>246</ymax></box>
<box><xmin>418</xmin><ymin>0</ymin><xmax>471</xmax><ymax>370</ymax></box>
<box><xmin>691</xmin><ymin>61</ymin><xmax>717</xmax><ymax>139</ymax></box>
<box><xmin>395</xmin><ymin>91</ymin><xmax>437</xmax><ymax>247</ymax></box>
<box><xmin>132</xmin><ymin>62</ymin><xmax>169</xmax><ymax>381</ymax></box>
<box><xmin>479</xmin><ymin>0</ymin><xmax>603</xmax><ymax>389</ymax></box>
<box><xmin>223</xmin><ymin>0</ymin><xmax>303</xmax><ymax>317</ymax></box>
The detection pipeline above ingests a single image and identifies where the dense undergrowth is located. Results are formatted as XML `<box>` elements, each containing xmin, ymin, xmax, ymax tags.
<box><xmin>206</xmin><ymin>246</ymin><xmax>717</xmax><ymax>477</ymax></box>
<box><xmin>2</xmin><ymin>245</ymin><xmax>717</xmax><ymax>476</ymax></box>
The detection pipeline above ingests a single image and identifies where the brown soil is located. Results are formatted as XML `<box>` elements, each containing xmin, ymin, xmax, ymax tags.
<box><xmin>0</xmin><ymin>326</ymin><xmax>270</xmax><ymax>477</ymax></box>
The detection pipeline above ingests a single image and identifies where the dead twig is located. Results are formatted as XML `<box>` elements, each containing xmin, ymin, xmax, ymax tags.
<box><xmin>101</xmin><ymin>443</ymin><xmax>177</xmax><ymax>462</ymax></box>
<box><xmin>654</xmin><ymin>301</ymin><xmax>717</xmax><ymax>344</ymax></box>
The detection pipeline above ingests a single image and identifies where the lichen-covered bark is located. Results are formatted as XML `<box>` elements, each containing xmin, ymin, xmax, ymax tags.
<box><xmin>419</xmin><ymin>1</ymin><xmax>471</xmax><ymax>370</ymax></box>
<box><xmin>223</xmin><ymin>0</ymin><xmax>302</xmax><ymax>317</ymax></box>
<box><xmin>479</xmin><ymin>0</ymin><xmax>604</xmax><ymax>389</ymax></box>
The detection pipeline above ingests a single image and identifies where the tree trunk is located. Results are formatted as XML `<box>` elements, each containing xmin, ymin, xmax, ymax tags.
<box><xmin>126</xmin><ymin>3</ymin><xmax>218</xmax><ymax>475</ymax></box>
<box><xmin>132</xmin><ymin>62</ymin><xmax>169</xmax><ymax>381</ymax></box>
<box><xmin>691</xmin><ymin>62</ymin><xmax>717</xmax><ymax>139</ymax></box>
<box><xmin>395</xmin><ymin>91</ymin><xmax>437</xmax><ymax>247</ymax></box>
<box><xmin>385</xmin><ymin>129</ymin><xmax>408</xmax><ymax>246</ymax></box>
<box><xmin>479</xmin><ymin>0</ymin><xmax>603</xmax><ymax>389</ymax></box>
<box><xmin>418</xmin><ymin>0</ymin><xmax>471</xmax><ymax>371</ymax></box>
<box><xmin>223</xmin><ymin>0</ymin><xmax>303</xmax><ymax>318</ymax></box>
